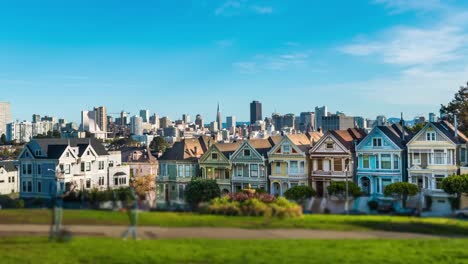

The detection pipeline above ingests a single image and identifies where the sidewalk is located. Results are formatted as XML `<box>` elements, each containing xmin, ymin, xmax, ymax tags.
<box><xmin>0</xmin><ymin>225</ymin><xmax>440</xmax><ymax>240</ymax></box>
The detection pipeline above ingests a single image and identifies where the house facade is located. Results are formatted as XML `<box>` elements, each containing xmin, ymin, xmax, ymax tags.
<box><xmin>406</xmin><ymin>121</ymin><xmax>467</xmax><ymax>214</ymax></box>
<box><xmin>309</xmin><ymin>129</ymin><xmax>366</xmax><ymax>197</ymax></box>
<box><xmin>18</xmin><ymin>138</ymin><xmax>130</xmax><ymax>199</ymax></box>
<box><xmin>356</xmin><ymin>124</ymin><xmax>409</xmax><ymax>197</ymax></box>
<box><xmin>157</xmin><ymin>137</ymin><xmax>208</xmax><ymax>207</ymax></box>
<box><xmin>0</xmin><ymin>161</ymin><xmax>19</xmax><ymax>194</ymax></box>
<box><xmin>199</xmin><ymin>142</ymin><xmax>240</xmax><ymax>194</ymax></box>
<box><xmin>268</xmin><ymin>133</ymin><xmax>321</xmax><ymax>196</ymax></box>
<box><xmin>230</xmin><ymin>139</ymin><xmax>273</xmax><ymax>193</ymax></box>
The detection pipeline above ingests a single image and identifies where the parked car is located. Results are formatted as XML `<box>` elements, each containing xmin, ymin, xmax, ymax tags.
<box><xmin>454</xmin><ymin>207</ymin><xmax>468</xmax><ymax>219</ymax></box>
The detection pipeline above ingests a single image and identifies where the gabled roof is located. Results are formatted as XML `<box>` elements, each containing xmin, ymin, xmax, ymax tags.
<box><xmin>329</xmin><ymin>128</ymin><xmax>367</xmax><ymax>151</ymax></box>
<box><xmin>0</xmin><ymin>161</ymin><xmax>17</xmax><ymax>172</ymax></box>
<box><xmin>121</xmin><ymin>147</ymin><xmax>158</xmax><ymax>163</ymax></box>
<box><xmin>377</xmin><ymin>124</ymin><xmax>412</xmax><ymax>149</ymax></box>
<box><xmin>249</xmin><ymin>138</ymin><xmax>275</xmax><ymax>157</ymax></box>
<box><xmin>287</xmin><ymin>134</ymin><xmax>312</xmax><ymax>152</ymax></box>
<box><xmin>28</xmin><ymin>138</ymin><xmax>108</xmax><ymax>159</ymax></box>
<box><xmin>159</xmin><ymin>137</ymin><xmax>208</xmax><ymax>162</ymax></box>
<box><xmin>306</xmin><ymin>131</ymin><xmax>323</xmax><ymax>143</ymax></box>
<box><xmin>215</xmin><ymin>142</ymin><xmax>242</xmax><ymax>158</ymax></box>
<box><xmin>433</xmin><ymin>121</ymin><xmax>467</xmax><ymax>144</ymax></box>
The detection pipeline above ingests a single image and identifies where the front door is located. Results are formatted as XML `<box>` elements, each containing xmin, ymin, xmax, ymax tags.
<box><xmin>316</xmin><ymin>181</ymin><xmax>324</xmax><ymax>197</ymax></box>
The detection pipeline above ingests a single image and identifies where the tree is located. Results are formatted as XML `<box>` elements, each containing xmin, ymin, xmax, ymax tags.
<box><xmin>440</xmin><ymin>83</ymin><xmax>468</xmax><ymax>136</ymax></box>
<box><xmin>408</xmin><ymin>123</ymin><xmax>426</xmax><ymax>134</ymax></box>
<box><xmin>383</xmin><ymin>182</ymin><xmax>418</xmax><ymax>209</ymax></box>
<box><xmin>130</xmin><ymin>175</ymin><xmax>156</xmax><ymax>201</ymax></box>
<box><xmin>284</xmin><ymin>186</ymin><xmax>316</xmax><ymax>204</ymax></box>
<box><xmin>441</xmin><ymin>175</ymin><xmax>468</xmax><ymax>210</ymax></box>
<box><xmin>185</xmin><ymin>179</ymin><xmax>221</xmax><ymax>210</ymax></box>
<box><xmin>327</xmin><ymin>181</ymin><xmax>362</xmax><ymax>199</ymax></box>
<box><xmin>150</xmin><ymin>136</ymin><xmax>170</xmax><ymax>154</ymax></box>
<box><xmin>0</xmin><ymin>134</ymin><xmax>6</xmax><ymax>145</ymax></box>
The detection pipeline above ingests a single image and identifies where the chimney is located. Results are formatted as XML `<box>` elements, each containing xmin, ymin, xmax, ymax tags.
<box><xmin>455</xmin><ymin>115</ymin><xmax>459</xmax><ymax>138</ymax></box>
<box><xmin>400</xmin><ymin>112</ymin><xmax>405</xmax><ymax>142</ymax></box>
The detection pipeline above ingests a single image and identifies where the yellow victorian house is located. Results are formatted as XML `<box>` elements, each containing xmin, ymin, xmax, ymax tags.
<box><xmin>267</xmin><ymin>133</ymin><xmax>322</xmax><ymax>196</ymax></box>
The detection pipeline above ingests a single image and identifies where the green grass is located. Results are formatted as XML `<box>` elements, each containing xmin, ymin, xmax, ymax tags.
<box><xmin>1</xmin><ymin>209</ymin><xmax>467</xmax><ymax>236</ymax></box>
<box><xmin>1</xmin><ymin>237</ymin><xmax>467</xmax><ymax>264</ymax></box>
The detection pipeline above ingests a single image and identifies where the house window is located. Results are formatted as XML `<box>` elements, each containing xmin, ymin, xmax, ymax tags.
<box><xmin>382</xmin><ymin>179</ymin><xmax>392</xmax><ymax>193</ymax></box>
<box><xmin>22</xmin><ymin>181</ymin><xmax>26</xmax><ymax>192</ymax></box>
<box><xmin>275</xmin><ymin>163</ymin><xmax>281</xmax><ymax>174</ymax></box>
<box><xmin>435</xmin><ymin>175</ymin><xmax>445</xmax><ymax>189</ymax></box>
<box><xmin>12</xmin><ymin>176</ymin><xmax>14</xmax><ymax>183</ymax></box>
<box><xmin>114</xmin><ymin>178</ymin><xmax>118</xmax><ymax>186</ymax></box>
<box><xmin>236</xmin><ymin>166</ymin><xmax>243</xmax><ymax>177</ymax></box>
<box><xmin>185</xmin><ymin>165</ymin><xmax>191</xmax><ymax>177</ymax></box>
<box><xmin>326</xmin><ymin>143</ymin><xmax>334</xmax><ymax>150</ymax></box>
<box><xmin>27</xmin><ymin>181</ymin><xmax>32</xmax><ymax>192</ymax></box>
<box><xmin>426</xmin><ymin>132</ymin><xmax>436</xmax><ymax>141</ymax></box>
<box><xmin>66</xmin><ymin>152</ymin><xmax>70</xmax><ymax>158</ymax></box>
<box><xmin>250</xmin><ymin>164</ymin><xmax>259</xmax><ymax>177</ymax></box>
<box><xmin>65</xmin><ymin>164</ymin><xmax>71</xmax><ymax>174</ymax></box>
<box><xmin>461</xmin><ymin>148</ymin><xmax>467</xmax><ymax>163</ymax></box>
<box><xmin>224</xmin><ymin>170</ymin><xmax>230</xmax><ymax>180</ymax></box>
<box><xmin>35</xmin><ymin>150</ymin><xmax>41</xmax><ymax>156</ymax></box>
<box><xmin>376</xmin><ymin>155</ymin><xmax>380</xmax><ymax>169</ymax></box>
<box><xmin>282</xmin><ymin>145</ymin><xmax>291</xmax><ymax>154</ymax></box>
<box><xmin>37</xmin><ymin>181</ymin><xmax>42</xmax><ymax>193</ymax></box>
<box><xmin>317</xmin><ymin>159</ymin><xmax>323</xmax><ymax>171</ymax></box>
<box><xmin>99</xmin><ymin>177</ymin><xmax>105</xmax><ymax>186</ymax></box>
<box><xmin>373</xmin><ymin>138</ymin><xmax>383</xmax><ymax>147</ymax></box>
<box><xmin>211</xmin><ymin>153</ymin><xmax>218</xmax><ymax>160</ymax></box>
<box><xmin>87</xmin><ymin>150</ymin><xmax>90</xmax><ymax>155</ymax></box>
<box><xmin>27</xmin><ymin>164</ymin><xmax>32</xmax><ymax>174</ymax></box>
<box><xmin>434</xmin><ymin>150</ymin><xmax>445</xmax><ymax>165</ymax></box>
<box><xmin>81</xmin><ymin>163</ymin><xmax>85</xmax><ymax>172</ymax></box>
<box><xmin>394</xmin><ymin>155</ymin><xmax>399</xmax><ymax>169</ymax></box>
<box><xmin>161</xmin><ymin>164</ymin><xmax>167</xmax><ymax>176</ymax></box>
<box><xmin>290</xmin><ymin>161</ymin><xmax>298</xmax><ymax>174</ymax></box>
<box><xmin>85</xmin><ymin>162</ymin><xmax>91</xmax><ymax>171</ymax></box>
<box><xmin>299</xmin><ymin>161</ymin><xmax>305</xmax><ymax>174</ymax></box>
<box><xmin>37</xmin><ymin>164</ymin><xmax>42</xmax><ymax>175</ymax></box>
<box><xmin>381</xmin><ymin>154</ymin><xmax>391</xmax><ymax>169</ymax></box>
<box><xmin>86</xmin><ymin>179</ymin><xmax>91</xmax><ymax>189</ymax></box>
<box><xmin>178</xmin><ymin>185</ymin><xmax>185</xmax><ymax>200</ymax></box>
<box><xmin>362</xmin><ymin>155</ymin><xmax>370</xmax><ymax>169</ymax></box>
<box><xmin>413</xmin><ymin>153</ymin><xmax>421</xmax><ymax>165</ymax></box>
<box><xmin>244</xmin><ymin>149</ymin><xmax>251</xmax><ymax>156</ymax></box>
<box><xmin>333</xmin><ymin>158</ymin><xmax>342</xmax><ymax>171</ymax></box>
<box><xmin>98</xmin><ymin>161</ymin><xmax>105</xmax><ymax>170</ymax></box>
<box><xmin>178</xmin><ymin>165</ymin><xmax>184</xmax><ymax>177</ymax></box>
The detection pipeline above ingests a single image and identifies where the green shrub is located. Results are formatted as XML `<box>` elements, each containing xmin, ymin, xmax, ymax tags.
<box><xmin>270</xmin><ymin>197</ymin><xmax>302</xmax><ymax>218</ymax></box>
<box><xmin>16</xmin><ymin>199</ymin><xmax>24</xmax><ymax>209</ymax></box>
<box><xmin>206</xmin><ymin>196</ymin><xmax>241</xmax><ymax>216</ymax></box>
<box><xmin>327</xmin><ymin>181</ymin><xmax>362</xmax><ymax>199</ymax></box>
<box><xmin>0</xmin><ymin>195</ymin><xmax>16</xmax><ymax>208</ymax></box>
<box><xmin>240</xmin><ymin>198</ymin><xmax>272</xmax><ymax>217</ymax></box>
<box><xmin>284</xmin><ymin>186</ymin><xmax>316</xmax><ymax>203</ymax></box>
<box><xmin>185</xmin><ymin>179</ymin><xmax>221</xmax><ymax>210</ymax></box>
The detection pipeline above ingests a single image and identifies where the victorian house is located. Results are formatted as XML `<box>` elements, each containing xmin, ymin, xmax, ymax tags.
<box><xmin>230</xmin><ymin>138</ymin><xmax>275</xmax><ymax>193</ymax></box>
<box><xmin>18</xmin><ymin>138</ymin><xmax>129</xmax><ymax>199</ymax></box>
<box><xmin>309</xmin><ymin>128</ymin><xmax>367</xmax><ymax>197</ymax></box>
<box><xmin>157</xmin><ymin>137</ymin><xmax>208</xmax><ymax>207</ymax></box>
<box><xmin>199</xmin><ymin>142</ymin><xmax>241</xmax><ymax>194</ymax></box>
<box><xmin>356</xmin><ymin>124</ymin><xmax>410</xmax><ymax>197</ymax></box>
<box><xmin>0</xmin><ymin>161</ymin><xmax>18</xmax><ymax>195</ymax></box>
<box><xmin>268</xmin><ymin>133</ymin><xmax>322</xmax><ymax>196</ymax></box>
<box><xmin>406</xmin><ymin>121</ymin><xmax>467</xmax><ymax>214</ymax></box>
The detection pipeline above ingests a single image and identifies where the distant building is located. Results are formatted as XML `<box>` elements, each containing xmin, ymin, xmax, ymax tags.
<box><xmin>210</xmin><ymin>121</ymin><xmax>219</xmax><ymax>133</ymax></box>
<box><xmin>93</xmin><ymin>106</ymin><xmax>107</xmax><ymax>133</ymax></box>
<box><xmin>429</xmin><ymin>113</ymin><xmax>438</xmax><ymax>123</ymax></box>
<box><xmin>139</xmin><ymin>109</ymin><xmax>150</xmax><ymax>123</ymax></box>
<box><xmin>299</xmin><ymin>112</ymin><xmax>315</xmax><ymax>132</ymax></box>
<box><xmin>322</xmin><ymin>114</ymin><xmax>355</xmax><ymax>132</ymax></box>
<box><xmin>0</xmin><ymin>161</ymin><xmax>18</xmax><ymax>194</ymax></box>
<box><xmin>130</xmin><ymin>116</ymin><xmax>144</xmax><ymax>136</ymax></box>
<box><xmin>250</xmin><ymin>101</ymin><xmax>262</xmax><ymax>125</ymax></box>
<box><xmin>150</xmin><ymin>113</ymin><xmax>160</xmax><ymax>128</ymax></box>
<box><xmin>81</xmin><ymin>110</ymin><xmax>107</xmax><ymax>139</ymax></box>
<box><xmin>159</xmin><ymin>116</ymin><xmax>172</xmax><ymax>129</ymax></box>
<box><xmin>354</xmin><ymin>116</ymin><xmax>366</xmax><ymax>129</ymax></box>
<box><xmin>314</xmin><ymin>106</ymin><xmax>328</xmax><ymax>131</ymax></box>
<box><xmin>182</xmin><ymin>114</ymin><xmax>190</xmax><ymax>124</ymax></box>
<box><xmin>283</xmin><ymin>114</ymin><xmax>295</xmax><ymax>128</ymax></box>
<box><xmin>195</xmin><ymin>114</ymin><xmax>204</xmax><ymax>129</ymax></box>
<box><xmin>226</xmin><ymin>116</ymin><xmax>236</xmax><ymax>132</ymax></box>
<box><xmin>6</xmin><ymin>121</ymin><xmax>34</xmax><ymax>143</ymax></box>
<box><xmin>0</xmin><ymin>102</ymin><xmax>12</xmax><ymax>137</ymax></box>
<box><xmin>32</xmin><ymin>114</ymin><xmax>41</xmax><ymax>123</ymax></box>
<box><xmin>375</xmin><ymin>115</ymin><xmax>388</xmax><ymax>126</ymax></box>
<box><xmin>216</xmin><ymin>103</ymin><xmax>222</xmax><ymax>132</ymax></box>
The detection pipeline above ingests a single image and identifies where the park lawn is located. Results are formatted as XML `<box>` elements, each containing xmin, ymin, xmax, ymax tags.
<box><xmin>1</xmin><ymin>237</ymin><xmax>468</xmax><ymax>264</ymax></box>
<box><xmin>0</xmin><ymin>209</ymin><xmax>467</xmax><ymax>236</ymax></box>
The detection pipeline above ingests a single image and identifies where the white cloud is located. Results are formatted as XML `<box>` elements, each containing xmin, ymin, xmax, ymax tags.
<box><xmin>215</xmin><ymin>0</ymin><xmax>242</xmax><ymax>16</ymax></box>
<box><xmin>340</xmin><ymin>25</ymin><xmax>468</xmax><ymax>66</ymax></box>
<box><xmin>373</xmin><ymin>0</ymin><xmax>445</xmax><ymax>13</ymax></box>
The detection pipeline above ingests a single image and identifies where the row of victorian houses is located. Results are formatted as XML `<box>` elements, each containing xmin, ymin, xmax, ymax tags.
<box><xmin>157</xmin><ymin>120</ymin><xmax>468</xmax><ymax>214</ymax></box>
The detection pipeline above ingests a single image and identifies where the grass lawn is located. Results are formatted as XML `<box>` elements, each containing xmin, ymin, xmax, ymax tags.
<box><xmin>0</xmin><ymin>209</ymin><xmax>467</xmax><ymax>236</ymax></box>
<box><xmin>1</xmin><ymin>237</ymin><xmax>467</xmax><ymax>264</ymax></box>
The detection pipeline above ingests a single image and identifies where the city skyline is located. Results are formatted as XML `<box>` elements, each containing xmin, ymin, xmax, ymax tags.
<box><xmin>2</xmin><ymin>0</ymin><xmax>468</xmax><ymax>122</ymax></box>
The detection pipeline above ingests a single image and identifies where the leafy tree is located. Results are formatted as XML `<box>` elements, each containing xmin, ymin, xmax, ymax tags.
<box><xmin>383</xmin><ymin>182</ymin><xmax>418</xmax><ymax>209</ymax></box>
<box><xmin>185</xmin><ymin>179</ymin><xmax>221</xmax><ymax>210</ymax></box>
<box><xmin>441</xmin><ymin>175</ymin><xmax>468</xmax><ymax>210</ymax></box>
<box><xmin>440</xmin><ymin>83</ymin><xmax>468</xmax><ymax>136</ymax></box>
<box><xmin>0</xmin><ymin>134</ymin><xmax>6</xmax><ymax>145</ymax></box>
<box><xmin>130</xmin><ymin>175</ymin><xmax>156</xmax><ymax>200</ymax></box>
<box><xmin>150</xmin><ymin>136</ymin><xmax>170</xmax><ymax>154</ymax></box>
<box><xmin>284</xmin><ymin>186</ymin><xmax>316</xmax><ymax>204</ymax></box>
<box><xmin>408</xmin><ymin>123</ymin><xmax>426</xmax><ymax>134</ymax></box>
<box><xmin>327</xmin><ymin>181</ymin><xmax>362</xmax><ymax>199</ymax></box>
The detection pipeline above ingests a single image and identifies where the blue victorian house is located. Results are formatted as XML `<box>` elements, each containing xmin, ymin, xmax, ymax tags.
<box><xmin>356</xmin><ymin>123</ymin><xmax>411</xmax><ymax>197</ymax></box>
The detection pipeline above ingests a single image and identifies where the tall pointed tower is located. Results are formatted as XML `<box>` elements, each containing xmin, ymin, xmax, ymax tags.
<box><xmin>216</xmin><ymin>102</ymin><xmax>222</xmax><ymax>131</ymax></box>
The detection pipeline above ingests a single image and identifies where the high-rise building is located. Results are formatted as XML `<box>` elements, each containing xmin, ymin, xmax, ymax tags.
<box><xmin>195</xmin><ymin>114</ymin><xmax>204</xmax><ymax>129</ymax></box>
<box><xmin>120</xmin><ymin>111</ymin><xmax>128</xmax><ymax>126</ymax></box>
<box><xmin>32</xmin><ymin>114</ymin><xmax>41</xmax><ymax>123</ymax></box>
<box><xmin>299</xmin><ymin>112</ymin><xmax>314</xmax><ymax>132</ymax></box>
<box><xmin>322</xmin><ymin>114</ymin><xmax>355</xmax><ymax>132</ymax></box>
<box><xmin>150</xmin><ymin>113</ymin><xmax>160</xmax><ymax>128</ymax></box>
<box><xmin>94</xmin><ymin>106</ymin><xmax>108</xmax><ymax>132</ymax></box>
<box><xmin>272</xmin><ymin>113</ymin><xmax>283</xmax><ymax>131</ymax></box>
<box><xmin>182</xmin><ymin>114</ymin><xmax>190</xmax><ymax>124</ymax></box>
<box><xmin>216</xmin><ymin>103</ymin><xmax>222</xmax><ymax>132</ymax></box>
<box><xmin>354</xmin><ymin>116</ymin><xmax>366</xmax><ymax>129</ymax></box>
<box><xmin>139</xmin><ymin>109</ymin><xmax>150</xmax><ymax>123</ymax></box>
<box><xmin>283</xmin><ymin>114</ymin><xmax>295</xmax><ymax>128</ymax></box>
<box><xmin>130</xmin><ymin>116</ymin><xmax>144</xmax><ymax>135</ymax></box>
<box><xmin>210</xmin><ymin>121</ymin><xmax>219</xmax><ymax>133</ymax></box>
<box><xmin>226</xmin><ymin>116</ymin><xmax>236</xmax><ymax>130</ymax></box>
<box><xmin>6</xmin><ymin>121</ymin><xmax>33</xmax><ymax>143</ymax></box>
<box><xmin>314</xmin><ymin>106</ymin><xmax>328</xmax><ymax>130</ymax></box>
<box><xmin>250</xmin><ymin>101</ymin><xmax>262</xmax><ymax>125</ymax></box>
<box><xmin>159</xmin><ymin>116</ymin><xmax>171</xmax><ymax>129</ymax></box>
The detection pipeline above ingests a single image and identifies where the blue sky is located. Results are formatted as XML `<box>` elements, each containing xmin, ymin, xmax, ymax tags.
<box><xmin>1</xmin><ymin>0</ymin><xmax>468</xmax><ymax>123</ymax></box>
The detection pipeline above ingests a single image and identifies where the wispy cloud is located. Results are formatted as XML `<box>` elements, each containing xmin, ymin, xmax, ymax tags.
<box><xmin>373</xmin><ymin>0</ymin><xmax>445</xmax><ymax>13</ymax></box>
<box><xmin>233</xmin><ymin>50</ymin><xmax>313</xmax><ymax>73</ymax></box>
<box><xmin>215</xmin><ymin>0</ymin><xmax>273</xmax><ymax>16</ymax></box>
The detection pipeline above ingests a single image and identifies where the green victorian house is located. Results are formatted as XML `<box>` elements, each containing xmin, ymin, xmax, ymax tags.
<box><xmin>157</xmin><ymin>137</ymin><xmax>209</xmax><ymax>208</ymax></box>
<box><xmin>230</xmin><ymin>138</ymin><xmax>276</xmax><ymax>193</ymax></box>
<box><xmin>199</xmin><ymin>142</ymin><xmax>241</xmax><ymax>194</ymax></box>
